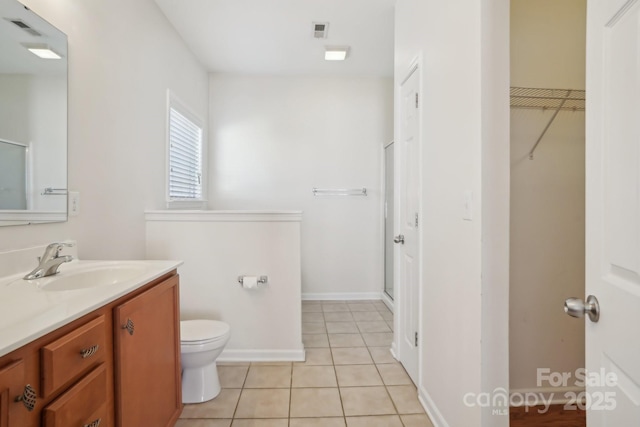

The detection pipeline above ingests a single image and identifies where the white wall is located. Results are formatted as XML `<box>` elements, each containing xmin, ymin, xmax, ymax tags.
<box><xmin>0</xmin><ymin>0</ymin><xmax>208</xmax><ymax>259</ymax></box>
<box><xmin>0</xmin><ymin>75</ymin><xmax>29</xmax><ymax>143</ymax></box>
<box><xmin>208</xmin><ymin>75</ymin><xmax>393</xmax><ymax>297</ymax></box>
<box><xmin>395</xmin><ymin>1</ymin><xmax>509</xmax><ymax>426</ymax></box>
<box><xmin>146</xmin><ymin>211</ymin><xmax>303</xmax><ymax>360</ymax></box>
<box><xmin>480</xmin><ymin>0</ymin><xmax>511</xmax><ymax>424</ymax></box>
<box><xmin>510</xmin><ymin>0</ymin><xmax>586</xmax><ymax>394</ymax></box>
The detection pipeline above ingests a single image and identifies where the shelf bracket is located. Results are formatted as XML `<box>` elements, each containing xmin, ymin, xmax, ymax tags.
<box><xmin>528</xmin><ymin>90</ymin><xmax>572</xmax><ymax>160</ymax></box>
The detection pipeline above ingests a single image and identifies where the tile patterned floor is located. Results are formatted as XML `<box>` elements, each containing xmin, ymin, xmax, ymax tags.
<box><xmin>177</xmin><ymin>300</ymin><xmax>435</xmax><ymax>427</ymax></box>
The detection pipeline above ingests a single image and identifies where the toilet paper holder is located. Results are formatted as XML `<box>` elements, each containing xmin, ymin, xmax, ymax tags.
<box><xmin>237</xmin><ymin>275</ymin><xmax>268</xmax><ymax>286</ymax></box>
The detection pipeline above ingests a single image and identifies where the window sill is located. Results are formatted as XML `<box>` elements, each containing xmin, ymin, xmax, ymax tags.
<box><xmin>165</xmin><ymin>200</ymin><xmax>208</xmax><ymax>210</ymax></box>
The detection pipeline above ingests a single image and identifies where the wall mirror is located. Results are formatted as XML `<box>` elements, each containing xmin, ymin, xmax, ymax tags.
<box><xmin>0</xmin><ymin>0</ymin><xmax>67</xmax><ymax>226</ymax></box>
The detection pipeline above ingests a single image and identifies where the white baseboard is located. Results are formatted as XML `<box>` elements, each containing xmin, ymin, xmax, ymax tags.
<box><xmin>390</xmin><ymin>342</ymin><xmax>399</xmax><ymax>361</ymax></box>
<box><xmin>381</xmin><ymin>291</ymin><xmax>394</xmax><ymax>312</ymax></box>
<box><xmin>218</xmin><ymin>348</ymin><xmax>306</xmax><ymax>363</ymax></box>
<box><xmin>418</xmin><ymin>384</ymin><xmax>450</xmax><ymax>427</ymax></box>
<box><xmin>510</xmin><ymin>386</ymin><xmax>585</xmax><ymax>406</ymax></box>
<box><xmin>302</xmin><ymin>292</ymin><xmax>384</xmax><ymax>301</ymax></box>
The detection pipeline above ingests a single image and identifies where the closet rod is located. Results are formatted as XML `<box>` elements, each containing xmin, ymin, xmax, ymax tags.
<box><xmin>528</xmin><ymin>90</ymin><xmax>571</xmax><ymax>160</ymax></box>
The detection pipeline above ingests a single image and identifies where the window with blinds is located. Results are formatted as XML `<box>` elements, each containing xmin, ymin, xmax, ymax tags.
<box><xmin>167</xmin><ymin>96</ymin><xmax>205</xmax><ymax>207</ymax></box>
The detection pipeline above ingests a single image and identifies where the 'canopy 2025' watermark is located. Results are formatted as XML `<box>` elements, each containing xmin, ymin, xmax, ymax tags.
<box><xmin>462</xmin><ymin>368</ymin><xmax>618</xmax><ymax>416</ymax></box>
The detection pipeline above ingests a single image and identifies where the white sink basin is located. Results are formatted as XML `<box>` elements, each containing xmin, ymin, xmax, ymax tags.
<box><xmin>29</xmin><ymin>261</ymin><xmax>148</xmax><ymax>292</ymax></box>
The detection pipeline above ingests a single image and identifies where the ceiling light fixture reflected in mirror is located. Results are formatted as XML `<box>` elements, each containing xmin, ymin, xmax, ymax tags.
<box><xmin>22</xmin><ymin>43</ymin><xmax>62</xmax><ymax>59</ymax></box>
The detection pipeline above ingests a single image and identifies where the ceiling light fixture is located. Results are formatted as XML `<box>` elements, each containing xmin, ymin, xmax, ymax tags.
<box><xmin>22</xmin><ymin>43</ymin><xmax>62</xmax><ymax>59</ymax></box>
<box><xmin>324</xmin><ymin>46</ymin><xmax>350</xmax><ymax>61</ymax></box>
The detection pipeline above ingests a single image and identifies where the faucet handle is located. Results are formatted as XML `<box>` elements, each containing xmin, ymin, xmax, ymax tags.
<box><xmin>42</xmin><ymin>242</ymin><xmax>74</xmax><ymax>259</ymax></box>
<box><xmin>47</xmin><ymin>242</ymin><xmax>74</xmax><ymax>248</ymax></box>
<box><xmin>47</xmin><ymin>242</ymin><xmax>74</xmax><ymax>251</ymax></box>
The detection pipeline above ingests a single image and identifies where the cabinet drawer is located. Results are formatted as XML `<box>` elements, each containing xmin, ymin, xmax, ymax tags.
<box><xmin>41</xmin><ymin>316</ymin><xmax>106</xmax><ymax>397</ymax></box>
<box><xmin>42</xmin><ymin>364</ymin><xmax>107</xmax><ymax>427</ymax></box>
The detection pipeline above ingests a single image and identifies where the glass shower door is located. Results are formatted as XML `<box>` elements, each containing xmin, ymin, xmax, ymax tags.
<box><xmin>0</xmin><ymin>140</ymin><xmax>27</xmax><ymax>210</ymax></box>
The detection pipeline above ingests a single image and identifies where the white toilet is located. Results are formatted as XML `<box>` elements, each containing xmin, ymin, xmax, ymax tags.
<box><xmin>180</xmin><ymin>319</ymin><xmax>231</xmax><ymax>403</ymax></box>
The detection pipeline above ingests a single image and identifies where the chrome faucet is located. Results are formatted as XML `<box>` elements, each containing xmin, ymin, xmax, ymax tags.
<box><xmin>23</xmin><ymin>242</ymin><xmax>74</xmax><ymax>280</ymax></box>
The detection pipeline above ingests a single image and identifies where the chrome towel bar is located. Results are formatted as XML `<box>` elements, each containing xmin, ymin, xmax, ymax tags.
<box><xmin>41</xmin><ymin>187</ymin><xmax>68</xmax><ymax>196</ymax></box>
<box><xmin>312</xmin><ymin>188</ymin><xmax>367</xmax><ymax>197</ymax></box>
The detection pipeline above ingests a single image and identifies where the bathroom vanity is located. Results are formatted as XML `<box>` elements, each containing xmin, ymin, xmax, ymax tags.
<box><xmin>0</xmin><ymin>259</ymin><xmax>183</xmax><ymax>427</ymax></box>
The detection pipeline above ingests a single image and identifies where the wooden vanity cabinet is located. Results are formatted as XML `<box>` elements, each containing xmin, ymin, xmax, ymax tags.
<box><xmin>114</xmin><ymin>275</ymin><xmax>182</xmax><ymax>426</ymax></box>
<box><xmin>0</xmin><ymin>312</ymin><xmax>113</xmax><ymax>427</ymax></box>
<box><xmin>0</xmin><ymin>360</ymin><xmax>28</xmax><ymax>427</ymax></box>
<box><xmin>0</xmin><ymin>270</ymin><xmax>182</xmax><ymax>427</ymax></box>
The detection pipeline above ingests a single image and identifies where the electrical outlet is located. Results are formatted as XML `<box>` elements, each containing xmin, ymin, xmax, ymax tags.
<box><xmin>68</xmin><ymin>191</ymin><xmax>80</xmax><ymax>216</ymax></box>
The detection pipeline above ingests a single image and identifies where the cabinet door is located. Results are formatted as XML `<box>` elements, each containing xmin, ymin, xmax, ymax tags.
<box><xmin>0</xmin><ymin>360</ymin><xmax>28</xmax><ymax>427</ymax></box>
<box><xmin>114</xmin><ymin>276</ymin><xmax>181</xmax><ymax>427</ymax></box>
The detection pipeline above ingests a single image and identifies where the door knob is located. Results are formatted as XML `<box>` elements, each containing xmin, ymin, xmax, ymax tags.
<box><xmin>393</xmin><ymin>235</ymin><xmax>405</xmax><ymax>244</ymax></box>
<box><xmin>564</xmin><ymin>295</ymin><xmax>600</xmax><ymax>323</ymax></box>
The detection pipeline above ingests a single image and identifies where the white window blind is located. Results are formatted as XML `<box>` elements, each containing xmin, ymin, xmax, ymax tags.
<box><xmin>168</xmin><ymin>106</ymin><xmax>203</xmax><ymax>201</ymax></box>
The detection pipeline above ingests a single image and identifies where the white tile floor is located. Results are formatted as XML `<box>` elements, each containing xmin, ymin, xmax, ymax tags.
<box><xmin>176</xmin><ymin>300</ymin><xmax>435</xmax><ymax>427</ymax></box>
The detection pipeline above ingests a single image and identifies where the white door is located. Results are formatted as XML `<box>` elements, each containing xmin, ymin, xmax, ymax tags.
<box><xmin>395</xmin><ymin>66</ymin><xmax>420</xmax><ymax>383</ymax></box>
<box><xmin>582</xmin><ymin>0</ymin><xmax>640</xmax><ymax>424</ymax></box>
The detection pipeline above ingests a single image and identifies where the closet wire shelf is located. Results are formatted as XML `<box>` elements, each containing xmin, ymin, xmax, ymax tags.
<box><xmin>510</xmin><ymin>87</ymin><xmax>585</xmax><ymax>111</ymax></box>
<box><xmin>510</xmin><ymin>87</ymin><xmax>586</xmax><ymax>159</ymax></box>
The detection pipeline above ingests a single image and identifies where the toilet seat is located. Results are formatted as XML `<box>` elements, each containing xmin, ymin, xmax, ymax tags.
<box><xmin>181</xmin><ymin>320</ymin><xmax>230</xmax><ymax>345</ymax></box>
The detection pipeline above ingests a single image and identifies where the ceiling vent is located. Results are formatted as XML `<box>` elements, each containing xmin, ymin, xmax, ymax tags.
<box><xmin>312</xmin><ymin>22</ymin><xmax>329</xmax><ymax>39</ymax></box>
<box><xmin>5</xmin><ymin>18</ymin><xmax>42</xmax><ymax>37</ymax></box>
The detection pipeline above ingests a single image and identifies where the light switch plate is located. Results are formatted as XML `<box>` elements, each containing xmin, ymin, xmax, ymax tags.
<box><xmin>463</xmin><ymin>190</ymin><xmax>473</xmax><ymax>221</ymax></box>
<box><xmin>68</xmin><ymin>191</ymin><xmax>80</xmax><ymax>216</ymax></box>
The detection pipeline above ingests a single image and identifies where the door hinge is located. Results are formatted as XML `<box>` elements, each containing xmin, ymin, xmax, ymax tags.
<box><xmin>415</xmin><ymin>213</ymin><xmax>419</xmax><ymax>228</ymax></box>
<box><xmin>414</xmin><ymin>331</ymin><xmax>418</xmax><ymax>347</ymax></box>
<box><xmin>415</xmin><ymin>93</ymin><xmax>419</xmax><ymax>108</ymax></box>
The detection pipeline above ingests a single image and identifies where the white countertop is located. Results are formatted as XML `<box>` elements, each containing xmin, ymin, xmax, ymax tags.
<box><xmin>0</xmin><ymin>259</ymin><xmax>182</xmax><ymax>357</ymax></box>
